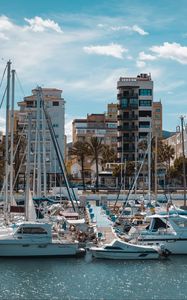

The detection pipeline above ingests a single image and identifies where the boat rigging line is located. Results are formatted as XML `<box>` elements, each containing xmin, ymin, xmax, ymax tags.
<box><xmin>38</xmin><ymin>87</ymin><xmax>78</xmax><ymax>213</ymax></box>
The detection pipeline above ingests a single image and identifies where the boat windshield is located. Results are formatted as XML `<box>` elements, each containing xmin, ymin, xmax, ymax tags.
<box><xmin>17</xmin><ymin>227</ymin><xmax>48</xmax><ymax>234</ymax></box>
<box><xmin>105</xmin><ymin>246</ymin><xmax>123</xmax><ymax>250</ymax></box>
<box><xmin>172</xmin><ymin>219</ymin><xmax>187</xmax><ymax>228</ymax></box>
<box><xmin>151</xmin><ymin>218</ymin><xmax>169</xmax><ymax>231</ymax></box>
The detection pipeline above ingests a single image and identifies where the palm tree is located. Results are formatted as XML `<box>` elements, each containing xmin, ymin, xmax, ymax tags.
<box><xmin>69</xmin><ymin>141</ymin><xmax>90</xmax><ymax>190</ymax></box>
<box><xmin>101</xmin><ymin>145</ymin><xmax>117</xmax><ymax>170</ymax></box>
<box><xmin>0</xmin><ymin>132</ymin><xmax>26</xmax><ymax>191</ymax></box>
<box><xmin>158</xmin><ymin>143</ymin><xmax>175</xmax><ymax>171</ymax></box>
<box><xmin>87</xmin><ymin>137</ymin><xmax>104</xmax><ymax>190</ymax></box>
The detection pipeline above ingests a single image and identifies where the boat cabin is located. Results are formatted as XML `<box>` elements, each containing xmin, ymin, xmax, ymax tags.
<box><xmin>14</xmin><ymin>222</ymin><xmax>52</xmax><ymax>239</ymax></box>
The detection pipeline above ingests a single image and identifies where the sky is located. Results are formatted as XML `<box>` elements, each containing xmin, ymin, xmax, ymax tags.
<box><xmin>0</xmin><ymin>0</ymin><xmax>187</xmax><ymax>141</ymax></box>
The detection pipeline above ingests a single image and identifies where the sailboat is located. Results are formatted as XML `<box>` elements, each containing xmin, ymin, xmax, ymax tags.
<box><xmin>0</xmin><ymin>130</ymin><xmax>82</xmax><ymax>256</ymax></box>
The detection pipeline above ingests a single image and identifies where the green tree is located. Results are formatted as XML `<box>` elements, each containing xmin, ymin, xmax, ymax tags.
<box><xmin>0</xmin><ymin>132</ymin><xmax>26</xmax><ymax>190</ymax></box>
<box><xmin>100</xmin><ymin>145</ymin><xmax>117</xmax><ymax>170</ymax></box>
<box><xmin>158</xmin><ymin>143</ymin><xmax>175</xmax><ymax>171</ymax></box>
<box><xmin>87</xmin><ymin>137</ymin><xmax>104</xmax><ymax>190</ymax></box>
<box><xmin>69</xmin><ymin>141</ymin><xmax>90</xmax><ymax>190</ymax></box>
<box><xmin>169</xmin><ymin>156</ymin><xmax>187</xmax><ymax>185</ymax></box>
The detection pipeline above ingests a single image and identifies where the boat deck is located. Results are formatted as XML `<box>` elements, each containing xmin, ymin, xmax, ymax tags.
<box><xmin>91</xmin><ymin>206</ymin><xmax>116</xmax><ymax>243</ymax></box>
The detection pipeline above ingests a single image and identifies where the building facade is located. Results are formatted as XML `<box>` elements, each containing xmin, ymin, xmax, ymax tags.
<box><xmin>152</xmin><ymin>101</ymin><xmax>162</xmax><ymax>138</ymax></box>
<box><xmin>17</xmin><ymin>88</ymin><xmax>65</xmax><ymax>180</ymax></box>
<box><xmin>164</xmin><ymin>128</ymin><xmax>187</xmax><ymax>165</ymax></box>
<box><xmin>72</xmin><ymin>103</ymin><xmax>118</xmax><ymax>147</ymax></box>
<box><xmin>117</xmin><ymin>73</ymin><xmax>153</xmax><ymax>162</ymax></box>
<box><xmin>71</xmin><ymin>103</ymin><xmax>118</xmax><ymax>182</ymax></box>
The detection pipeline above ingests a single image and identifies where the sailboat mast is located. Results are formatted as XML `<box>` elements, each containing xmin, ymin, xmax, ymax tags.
<box><xmin>148</xmin><ymin>125</ymin><xmax>152</xmax><ymax>203</ymax></box>
<box><xmin>154</xmin><ymin>135</ymin><xmax>158</xmax><ymax>204</ymax></box>
<box><xmin>36</xmin><ymin>91</ymin><xmax>41</xmax><ymax>197</ymax></box>
<box><xmin>180</xmin><ymin>116</ymin><xmax>186</xmax><ymax>207</ymax></box>
<box><xmin>42</xmin><ymin>105</ymin><xmax>47</xmax><ymax>195</ymax></box>
<box><xmin>25</xmin><ymin>113</ymin><xmax>31</xmax><ymax>221</ymax></box>
<box><xmin>4</xmin><ymin>60</ymin><xmax>11</xmax><ymax>214</ymax></box>
<box><xmin>10</xmin><ymin>69</ymin><xmax>15</xmax><ymax>205</ymax></box>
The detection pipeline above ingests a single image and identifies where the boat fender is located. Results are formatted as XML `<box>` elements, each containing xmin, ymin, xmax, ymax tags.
<box><xmin>161</xmin><ymin>248</ymin><xmax>171</xmax><ymax>257</ymax></box>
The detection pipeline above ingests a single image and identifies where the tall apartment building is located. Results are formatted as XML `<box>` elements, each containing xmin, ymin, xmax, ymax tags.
<box><xmin>17</xmin><ymin>88</ymin><xmax>65</xmax><ymax>177</ymax></box>
<box><xmin>117</xmin><ymin>73</ymin><xmax>153</xmax><ymax>162</ymax></box>
<box><xmin>72</xmin><ymin>103</ymin><xmax>118</xmax><ymax>147</ymax></box>
<box><xmin>152</xmin><ymin>101</ymin><xmax>162</xmax><ymax>138</ymax></box>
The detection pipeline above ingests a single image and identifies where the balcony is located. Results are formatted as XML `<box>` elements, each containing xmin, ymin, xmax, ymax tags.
<box><xmin>118</xmin><ymin>125</ymin><xmax>138</xmax><ymax>131</ymax></box>
<box><xmin>117</xmin><ymin>136</ymin><xmax>135</xmax><ymax>142</ymax></box>
<box><xmin>125</xmin><ymin>115</ymin><xmax>138</xmax><ymax>120</ymax></box>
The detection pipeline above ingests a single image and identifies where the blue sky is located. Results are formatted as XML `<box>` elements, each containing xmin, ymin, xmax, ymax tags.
<box><xmin>0</xmin><ymin>0</ymin><xmax>187</xmax><ymax>141</ymax></box>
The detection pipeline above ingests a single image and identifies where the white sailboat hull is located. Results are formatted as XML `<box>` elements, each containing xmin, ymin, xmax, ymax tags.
<box><xmin>89</xmin><ymin>249</ymin><xmax>159</xmax><ymax>260</ymax></box>
<box><xmin>88</xmin><ymin>239</ymin><xmax>161</xmax><ymax>260</ymax></box>
<box><xmin>139</xmin><ymin>237</ymin><xmax>187</xmax><ymax>255</ymax></box>
<box><xmin>0</xmin><ymin>242</ymin><xmax>80</xmax><ymax>256</ymax></box>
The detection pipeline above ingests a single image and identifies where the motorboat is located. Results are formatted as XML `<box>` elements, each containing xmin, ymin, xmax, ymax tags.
<box><xmin>0</xmin><ymin>221</ymin><xmax>84</xmax><ymax>257</ymax></box>
<box><xmin>130</xmin><ymin>211</ymin><xmax>187</xmax><ymax>254</ymax></box>
<box><xmin>87</xmin><ymin>239</ymin><xmax>166</xmax><ymax>260</ymax></box>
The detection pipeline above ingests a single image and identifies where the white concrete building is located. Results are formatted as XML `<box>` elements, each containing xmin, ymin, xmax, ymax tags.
<box><xmin>17</xmin><ymin>88</ymin><xmax>65</xmax><ymax>187</ymax></box>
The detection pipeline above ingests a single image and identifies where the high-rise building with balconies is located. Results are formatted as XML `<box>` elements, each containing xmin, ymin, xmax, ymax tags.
<box><xmin>117</xmin><ymin>73</ymin><xmax>153</xmax><ymax>162</ymax></box>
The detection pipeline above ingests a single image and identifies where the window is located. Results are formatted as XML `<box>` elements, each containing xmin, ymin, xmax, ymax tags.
<box><xmin>105</xmin><ymin>246</ymin><xmax>123</xmax><ymax>250</ymax></box>
<box><xmin>139</xmin><ymin>132</ymin><xmax>148</xmax><ymax>138</ymax></box>
<box><xmin>121</xmin><ymin>98</ymin><xmax>128</xmax><ymax>108</ymax></box>
<box><xmin>139</xmin><ymin>122</ymin><xmax>150</xmax><ymax>128</ymax></box>
<box><xmin>139</xmin><ymin>100</ymin><xmax>152</xmax><ymax>106</ymax></box>
<box><xmin>53</xmin><ymin>101</ymin><xmax>59</xmax><ymax>106</ymax></box>
<box><xmin>53</xmin><ymin>124</ymin><xmax>59</xmax><ymax>128</ymax></box>
<box><xmin>17</xmin><ymin>227</ymin><xmax>48</xmax><ymax>234</ymax></box>
<box><xmin>129</xmin><ymin>98</ymin><xmax>138</xmax><ymax>107</ymax></box>
<box><xmin>139</xmin><ymin>111</ymin><xmax>152</xmax><ymax>117</ymax></box>
<box><xmin>139</xmin><ymin>89</ymin><xmax>152</xmax><ymax>96</ymax></box>
<box><xmin>156</xmin><ymin>108</ymin><xmax>161</xmax><ymax>112</ymax></box>
<box><xmin>107</xmin><ymin>123</ymin><xmax>117</xmax><ymax>128</ymax></box>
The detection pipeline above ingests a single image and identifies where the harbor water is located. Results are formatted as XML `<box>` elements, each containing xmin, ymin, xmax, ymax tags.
<box><xmin>0</xmin><ymin>255</ymin><xmax>187</xmax><ymax>299</ymax></box>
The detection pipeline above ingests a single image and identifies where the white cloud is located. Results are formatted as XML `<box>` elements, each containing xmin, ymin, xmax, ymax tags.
<box><xmin>155</xmin><ymin>79</ymin><xmax>185</xmax><ymax>92</ymax></box>
<box><xmin>132</xmin><ymin>25</ymin><xmax>148</xmax><ymax>36</ymax></box>
<box><xmin>0</xmin><ymin>15</ymin><xmax>14</xmax><ymax>31</ymax></box>
<box><xmin>0</xmin><ymin>32</ymin><xmax>9</xmax><ymax>40</ymax></box>
<box><xmin>97</xmin><ymin>23</ymin><xmax>106</xmax><ymax>28</ymax></box>
<box><xmin>136</xmin><ymin>60</ymin><xmax>146</xmax><ymax>68</ymax></box>
<box><xmin>111</xmin><ymin>25</ymin><xmax>130</xmax><ymax>31</ymax></box>
<box><xmin>65</xmin><ymin>114</ymin><xmax>84</xmax><ymax>143</ymax></box>
<box><xmin>65</xmin><ymin>118</ymin><xmax>73</xmax><ymax>143</ymax></box>
<box><xmin>83</xmin><ymin>43</ymin><xmax>127</xmax><ymax>59</ymax></box>
<box><xmin>24</xmin><ymin>16</ymin><xmax>63</xmax><ymax>33</ymax></box>
<box><xmin>110</xmin><ymin>24</ymin><xmax>149</xmax><ymax>36</ymax></box>
<box><xmin>138</xmin><ymin>51</ymin><xmax>156</xmax><ymax>61</ymax></box>
<box><xmin>150</xmin><ymin>42</ymin><xmax>187</xmax><ymax>64</ymax></box>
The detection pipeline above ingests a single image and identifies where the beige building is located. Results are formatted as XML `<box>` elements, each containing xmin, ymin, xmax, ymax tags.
<box><xmin>164</xmin><ymin>129</ymin><xmax>187</xmax><ymax>165</ymax></box>
<box><xmin>71</xmin><ymin>103</ymin><xmax>118</xmax><ymax>182</ymax></box>
<box><xmin>72</xmin><ymin>103</ymin><xmax>118</xmax><ymax>147</ymax></box>
<box><xmin>152</xmin><ymin>101</ymin><xmax>162</xmax><ymax>138</ymax></box>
